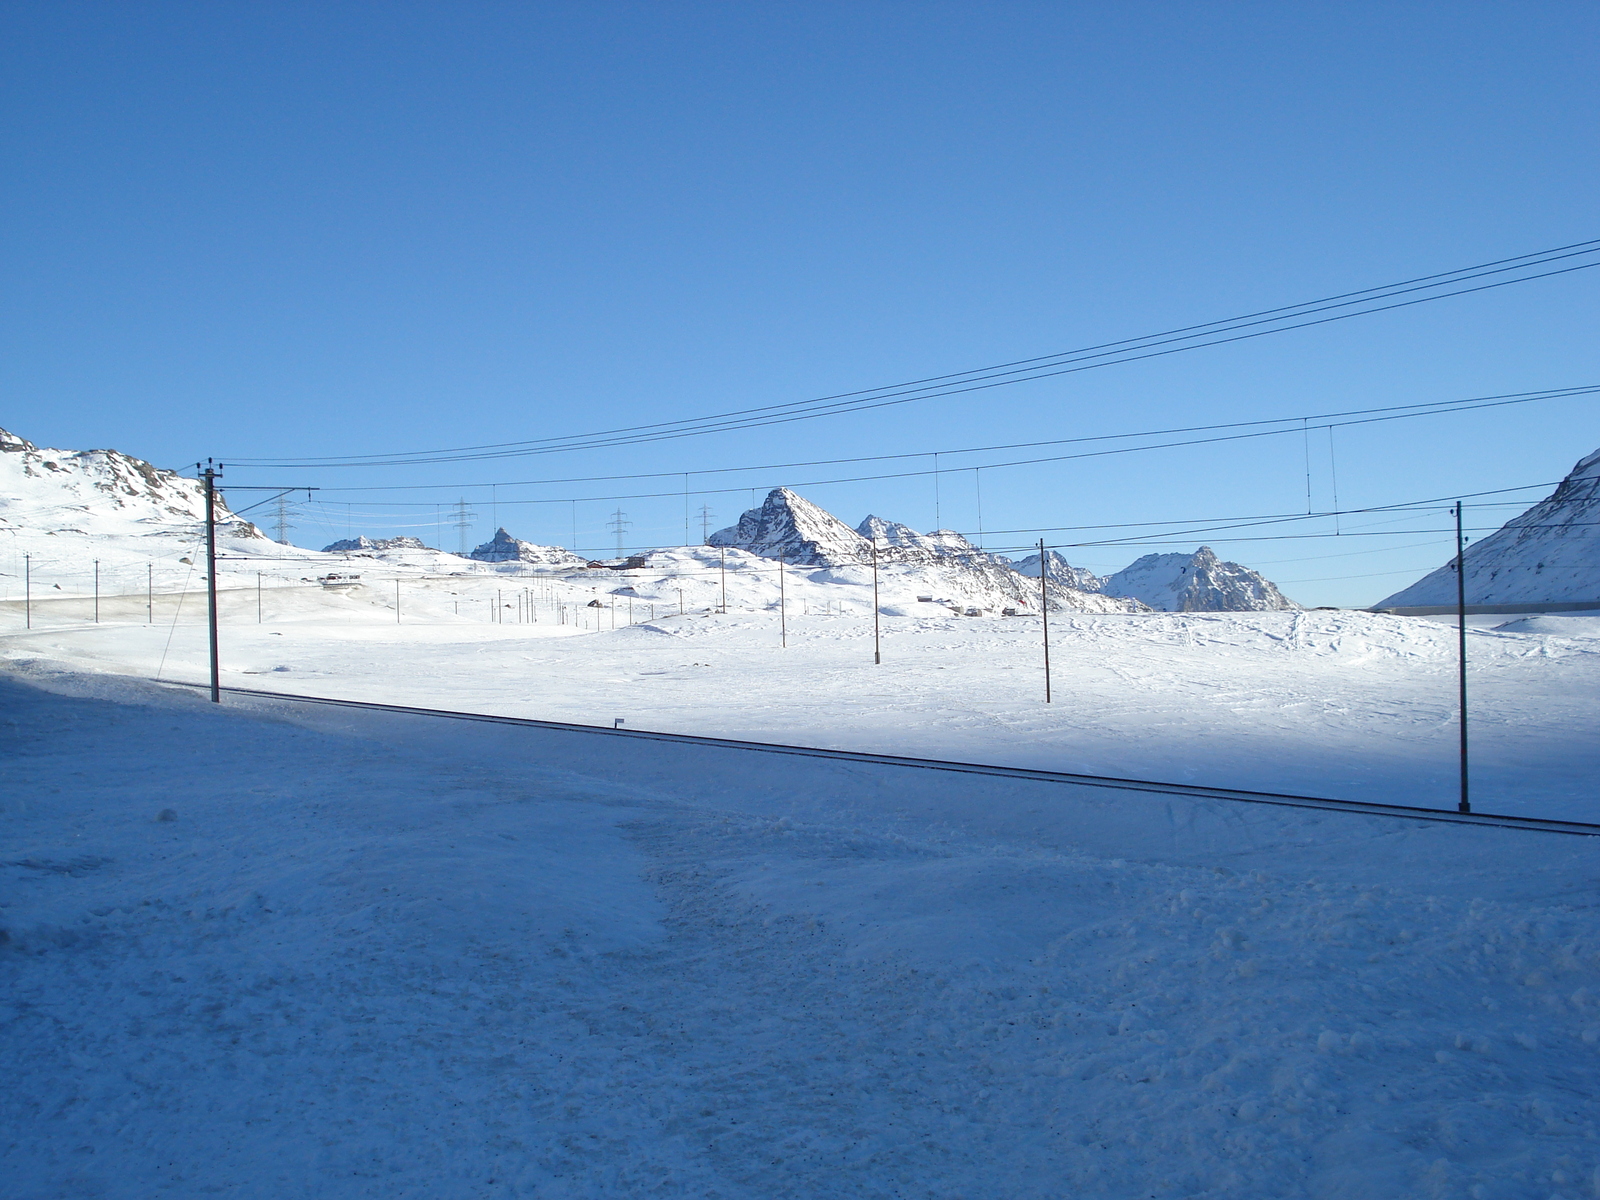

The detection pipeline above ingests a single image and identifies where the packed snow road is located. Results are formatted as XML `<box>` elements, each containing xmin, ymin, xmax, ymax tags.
<box><xmin>6</xmin><ymin>667</ymin><xmax>1600</xmax><ymax>1199</ymax></box>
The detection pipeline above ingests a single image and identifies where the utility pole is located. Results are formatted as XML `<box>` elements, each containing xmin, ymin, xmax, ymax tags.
<box><xmin>273</xmin><ymin>493</ymin><xmax>294</xmax><ymax>544</ymax></box>
<box><xmin>147</xmin><ymin>563</ymin><xmax>153</xmax><ymax>624</ymax></box>
<box><xmin>778</xmin><ymin>555</ymin><xmax>787</xmax><ymax>648</ymax></box>
<box><xmin>93</xmin><ymin>560</ymin><xmax>100</xmax><ymax>624</ymax></box>
<box><xmin>24</xmin><ymin>553</ymin><xmax>31</xmax><ymax>629</ymax></box>
<box><xmin>395</xmin><ymin>579</ymin><xmax>401</xmax><ymax>624</ymax></box>
<box><xmin>698</xmin><ymin>504</ymin><xmax>715</xmax><ymax>543</ymax></box>
<box><xmin>453</xmin><ymin>499</ymin><xmax>477</xmax><ymax>556</ymax></box>
<box><xmin>200</xmin><ymin>461</ymin><xmax>221</xmax><ymax>703</ymax></box>
<box><xmin>1039</xmin><ymin>539</ymin><xmax>1052</xmax><ymax>704</ymax></box>
<box><xmin>1455</xmin><ymin>501</ymin><xmax>1470</xmax><ymax>814</ymax></box>
<box><xmin>608</xmin><ymin>509</ymin><xmax>631</xmax><ymax>558</ymax></box>
<box><xmin>719</xmin><ymin>547</ymin><xmax>727</xmax><ymax>613</ymax></box>
<box><xmin>871</xmin><ymin>538</ymin><xmax>881</xmax><ymax>665</ymax></box>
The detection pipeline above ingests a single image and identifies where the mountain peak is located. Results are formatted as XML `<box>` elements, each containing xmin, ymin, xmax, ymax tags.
<box><xmin>709</xmin><ymin>488</ymin><xmax>869</xmax><ymax>565</ymax></box>
<box><xmin>1011</xmin><ymin>550</ymin><xmax>1104</xmax><ymax>594</ymax></box>
<box><xmin>469</xmin><ymin>528</ymin><xmax>586</xmax><ymax>567</ymax></box>
<box><xmin>1102</xmin><ymin>546</ymin><xmax>1298</xmax><ymax>612</ymax></box>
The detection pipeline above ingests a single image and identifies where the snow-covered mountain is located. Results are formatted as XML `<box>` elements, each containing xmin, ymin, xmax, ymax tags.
<box><xmin>0</xmin><ymin>426</ymin><xmax>318</xmax><ymax>602</ymax></box>
<box><xmin>709</xmin><ymin>489</ymin><xmax>1143</xmax><ymax>614</ymax></box>
<box><xmin>1</xmin><ymin>426</ymin><xmax>261</xmax><ymax>540</ymax></box>
<box><xmin>1100</xmin><ymin>546</ymin><xmax>1298</xmax><ymax>612</ymax></box>
<box><xmin>1010</xmin><ymin>550</ymin><xmax>1105</xmax><ymax>594</ymax></box>
<box><xmin>469</xmin><ymin>528</ymin><xmax>589</xmax><ymax>569</ymax></box>
<box><xmin>1376</xmin><ymin>446</ymin><xmax>1600</xmax><ymax>608</ymax></box>
<box><xmin>855</xmin><ymin>516</ymin><xmax>979</xmax><ymax>558</ymax></box>
<box><xmin>323</xmin><ymin>535</ymin><xmax>432</xmax><ymax>553</ymax></box>
<box><xmin>709</xmin><ymin>488</ymin><xmax>870</xmax><ymax>566</ymax></box>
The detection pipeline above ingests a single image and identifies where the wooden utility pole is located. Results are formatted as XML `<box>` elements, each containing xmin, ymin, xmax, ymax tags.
<box><xmin>201</xmin><ymin>462</ymin><xmax>221</xmax><ymax>703</ymax></box>
<box><xmin>1039</xmin><ymin>539</ymin><xmax>1052</xmax><ymax>704</ymax></box>
<box><xmin>1455</xmin><ymin>501</ymin><xmax>1470</xmax><ymax>814</ymax></box>
<box><xmin>871</xmin><ymin>539</ymin><xmax>881</xmax><ymax>665</ymax></box>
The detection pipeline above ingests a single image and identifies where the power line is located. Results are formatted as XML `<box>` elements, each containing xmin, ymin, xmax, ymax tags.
<box><xmin>225</xmin><ymin>239</ymin><xmax>1600</xmax><ymax>467</ymax></box>
<box><xmin>259</xmin><ymin>386</ymin><xmax>1600</xmax><ymax>512</ymax></box>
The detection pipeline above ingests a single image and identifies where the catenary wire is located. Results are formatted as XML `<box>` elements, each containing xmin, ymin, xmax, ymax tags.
<box><xmin>224</xmin><ymin>241</ymin><xmax>1600</xmax><ymax>467</ymax></box>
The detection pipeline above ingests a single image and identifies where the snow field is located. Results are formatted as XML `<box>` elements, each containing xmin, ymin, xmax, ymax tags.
<box><xmin>5</xmin><ymin>583</ymin><xmax>1600</xmax><ymax>819</ymax></box>
<box><xmin>5</xmin><ymin>670</ymin><xmax>1600</xmax><ymax>1198</ymax></box>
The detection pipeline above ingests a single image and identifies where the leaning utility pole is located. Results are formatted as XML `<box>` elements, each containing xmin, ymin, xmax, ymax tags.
<box><xmin>1454</xmin><ymin>501</ymin><xmax>1470</xmax><ymax>814</ymax></box>
<box><xmin>200</xmin><ymin>461</ymin><xmax>221</xmax><ymax>703</ymax></box>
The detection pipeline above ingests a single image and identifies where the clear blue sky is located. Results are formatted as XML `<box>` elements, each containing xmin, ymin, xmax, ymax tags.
<box><xmin>4</xmin><ymin>1</ymin><xmax>1597</xmax><ymax>604</ymax></box>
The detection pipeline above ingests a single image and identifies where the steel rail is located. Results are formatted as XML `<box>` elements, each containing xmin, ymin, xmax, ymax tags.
<box><xmin>157</xmin><ymin>681</ymin><xmax>1600</xmax><ymax>837</ymax></box>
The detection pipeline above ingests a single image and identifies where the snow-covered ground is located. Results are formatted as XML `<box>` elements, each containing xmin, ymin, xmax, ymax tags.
<box><xmin>6</xmin><ymin>667</ymin><xmax>1600</xmax><ymax>1199</ymax></box>
<box><xmin>3</xmin><ymin>575</ymin><xmax>1598</xmax><ymax>821</ymax></box>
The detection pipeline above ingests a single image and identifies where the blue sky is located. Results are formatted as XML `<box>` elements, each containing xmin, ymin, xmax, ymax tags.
<box><xmin>3</xmin><ymin>1</ymin><xmax>1597</xmax><ymax>604</ymax></box>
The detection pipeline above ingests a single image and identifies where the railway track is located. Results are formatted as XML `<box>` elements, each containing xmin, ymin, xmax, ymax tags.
<box><xmin>164</xmin><ymin>680</ymin><xmax>1600</xmax><ymax>837</ymax></box>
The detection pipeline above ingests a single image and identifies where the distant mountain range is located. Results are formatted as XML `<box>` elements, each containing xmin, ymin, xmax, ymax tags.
<box><xmin>709</xmin><ymin>487</ymin><xmax>1297</xmax><ymax>612</ymax></box>
<box><xmin>1</xmin><ymin>427</ymin><xmax>1302</xmax><ymax>613</ymax></box>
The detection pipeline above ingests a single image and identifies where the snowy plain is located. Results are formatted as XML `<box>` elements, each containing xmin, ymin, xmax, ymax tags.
<box><xmin>6</xmin><ymin>663</ymin><xmax>1600</xmax><ymax>1200</ymax></box>
<box><xmin>4</xmin><ymin>570</ymin><xmax>1599</xmax><ymax>820</ymax></box>
<box><xmin>7</xmin><ymin>425</ymin><xmax>1600</xmax><ymax>1196</ymax></box>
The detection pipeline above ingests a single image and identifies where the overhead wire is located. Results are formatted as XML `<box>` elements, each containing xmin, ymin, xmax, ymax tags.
<box><xmin>225</xmin><ymin>240</ymin><xmax>1600</xmax><ymax>467</ymax></box>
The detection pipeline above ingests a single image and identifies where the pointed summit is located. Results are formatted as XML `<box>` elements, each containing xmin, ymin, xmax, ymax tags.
<box><xmin>469</xmin><ymin>528</ymin><xmax>587</xmax><ymax>567</ymax></box>
<box><xmin>1377</xmin><ymin>446</ymin><xmax>1600</xmax><ymax>608</ymax></box>
<box><xmin>709</xmin><ymin>488</ymin><xmax>869</xmax><ymax>565</ymax></box>
<box><xmin>1101</xmin><ymin>547</ymin><xmax>1297</xmax><ymax>612</ymax></box>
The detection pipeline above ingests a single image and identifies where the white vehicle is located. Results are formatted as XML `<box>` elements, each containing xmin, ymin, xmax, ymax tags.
<box><xmin>318</xmin><ymin>572</ymin><xmax>362</xmax><ymax>590</ymax></box>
